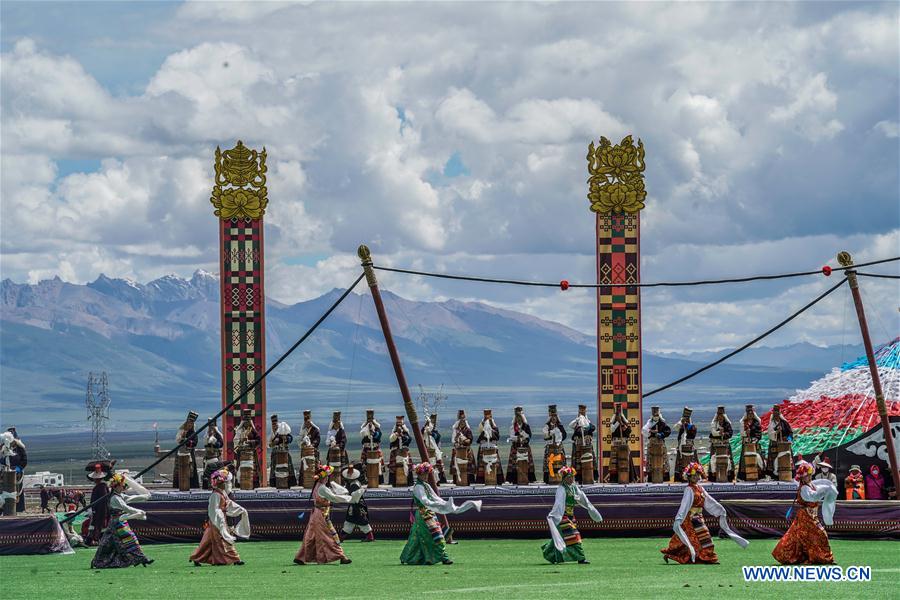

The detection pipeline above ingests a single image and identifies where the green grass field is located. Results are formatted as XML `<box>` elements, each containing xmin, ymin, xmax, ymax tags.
<box><xmin>0</xmin><ymin>538</ymin><xmax>896</xmax><ymax>599</ymax></box>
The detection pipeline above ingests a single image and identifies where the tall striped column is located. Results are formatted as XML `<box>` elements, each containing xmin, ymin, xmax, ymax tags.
<box><xmin>586</xmin><ymin>135</ymin><xmax>646</xmax><ymax>482</ymax></box>
<box><xmin>211</xmin><ymin>141</ymin><xmax>269</xmax><ymax>485</ymax></box>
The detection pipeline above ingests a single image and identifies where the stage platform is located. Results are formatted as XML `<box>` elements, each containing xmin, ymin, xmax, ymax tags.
<box><xmin>124</xmin><ymin>482</ymin><xmax>900</xmax><ymax>544</ymax></box>
<box><xmin>0</xmin><ymin>514</ymin><xmax>72</xmax><ymax>556</ymax></box>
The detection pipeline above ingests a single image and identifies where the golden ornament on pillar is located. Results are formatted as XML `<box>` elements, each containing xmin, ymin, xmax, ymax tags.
<box><xmin>210</xmin><ymin>140</ymin><xmax>268</xmax><ymax>220</ymax></box>
<box><xmin>586</xmin><ymin>135</ymin><xmax>647</xmax><ymax>214</ymax></box>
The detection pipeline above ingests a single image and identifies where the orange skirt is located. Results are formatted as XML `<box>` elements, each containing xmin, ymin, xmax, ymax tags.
<box><xmin>189</xmin><ymin>524</ymin><xmax>241</xmax><ymax>565</ymax></box>
<box><xmin>772</xmin><ymin>508</ymin><xmax>834</xmax><ymax>565</ymax></box>
<box><xmin>661</xmin><ymin>515</ymin><xmax>718</xmax><ymax>564</ymax></box>
<box><xmin>295</xmin><ymin>508</ymin><xmax>347</xmax><ymax>564</ymax></box>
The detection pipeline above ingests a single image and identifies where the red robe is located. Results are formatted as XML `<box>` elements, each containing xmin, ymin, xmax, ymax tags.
<box><xmin>772</xmin><ymin>482</ymin><xmax>835</xmax><ymax>565</ymax></box>
<box><xmin>661</xmin><ymin>484</ymin><xmax>718</xmax><ymax>564</ymax></box>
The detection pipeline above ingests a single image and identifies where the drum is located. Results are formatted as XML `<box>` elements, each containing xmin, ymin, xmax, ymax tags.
<box><xmin>366</xmin><ymin>448</ymin><xmax>383</xmax><ymax>488</ymax></box>
<box><xmin>176</xmin><ymin>453</ymin><xmax>192</xmax><ymax>491</ymax></box>
<box><xmin>675</xmin><ymin>442</ymin><xmax>695</xmax><ymax>481</ymax></box>
<box><xmin>204</xmin><ymin>446</ymin><xmax>221</xmax><ymax>461</ymax></box>
<box><xmin>482</xmin><ymin>447</ymin><xmax>500</xmax><ymax>485</ymax></box>
<box><xmin>515</xmin><ymin>447</ymin><xmax>530</xmax><ymax>485</ymax></box>
<box><xmin>453</xmin><ymin>448</ymin><xmax>470</xmax><ymax>487</ymax></box>
<box><xmin>774</xmin><ymin>441</ymin><xmax>793</xmax><ymax>481</ymax></box>
<box><xmin>273</xmin><ymin>447</ymin><xmax>291</xmax><ymax>489</ymax></box>
<box><xmin>238</xmin><ymin>448</ymin><xmax>255</xmax><ymax>490</ymax></box>
<box><xmin>394</xmin><ymin>448</ymin><xmax>410</xmax><ymax>487</ymax></box>
<box><xmin>711</xmin><ymin>441</ymin><xmax>730</xmax><ymax>482</ymax></box>
<box><xmin>300</xmin><ymin>445</ymin><xmax>317</xmax><ymax>488</ymax></box>
<box><xmin>1</xmin><ymin>471</ymin><xmax>16</xmax><ymax>516</ymax></box>
<box><xmin>546</xmin><ymin>445</ymin><xmax>564</xmax><ymax>484</ymax></box>
<box><xmin>327</xmin><ymin>447</ymin><xmax>344</xmax><ymax>484</ymax></box>
<box><xmin>648</xmin><ymin>438</ymin><xmax>666</xmax><ymax>483</ymax></box>
<box><xmin>741</xmin><ymin>442</ymin><xmax>759</xmax><ymax>481</ymax></box>
<box><xmin>614</xmin><ymin>440</ymin><xmax>631</xmax><ymax>484</ymax></box>
<box><xmin>577</xmin><ymin>440</ymin><xmax>595</xmax><ymax>484</ymax></box>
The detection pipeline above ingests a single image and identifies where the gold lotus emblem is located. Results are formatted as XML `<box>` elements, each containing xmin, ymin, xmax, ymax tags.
<box><xmin>210</xmin><ymin>140</ymin><xmax>268</xmax><ymax>220</ymax></box>
<box><xmin>586</xmin><ymin>135</ymin><xmax>646</xmax><ymax>214</ymax></box>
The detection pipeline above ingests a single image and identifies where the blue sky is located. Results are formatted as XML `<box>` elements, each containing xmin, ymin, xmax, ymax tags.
<box><xmin>1</xmin><ymin>1</ymin><xmax>897</xmax><ymax>352</ymax></box>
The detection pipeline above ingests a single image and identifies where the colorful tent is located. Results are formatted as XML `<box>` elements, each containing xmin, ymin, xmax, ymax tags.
<box><xmin>751</xmin><ymin>338</ymin><xmax>900</xmax><ymax>458</ymax></box>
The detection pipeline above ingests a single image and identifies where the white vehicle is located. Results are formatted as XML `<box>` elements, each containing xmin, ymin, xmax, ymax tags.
<box><xmin>22</xmin><ymin>471</ymin><xmax>65</xmax><ymax>488</ymax></box>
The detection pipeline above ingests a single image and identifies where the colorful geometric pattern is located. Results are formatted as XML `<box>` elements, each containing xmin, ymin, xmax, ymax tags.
<box><xmin>219</xmin><ymin>217</ymin><xmax>268</xmax><ymax>477</ymax></box>
<box><xmin>743</xmin><ymin>338</ymin><xmax>900</xmax><ymax>458</ymax></box>
<box><xmin>596</xmin><ymin>212</ymin><xmax>643</xmax><ymax>480</ymax></box>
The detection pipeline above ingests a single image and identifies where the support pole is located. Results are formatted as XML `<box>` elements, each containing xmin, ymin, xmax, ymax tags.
<box><xmin>838</xmin><ymin>251</ymin><xmax>900</xmax><ymax>494</ymax></box>
<box><xmin>358</xmin><ymin>245</ymin><xmax>453</xmax><ymax>534</ymax></box>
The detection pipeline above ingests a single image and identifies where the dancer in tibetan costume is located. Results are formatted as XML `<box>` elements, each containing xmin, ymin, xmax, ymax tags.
<box><xmin>233</xmin><ymin>410</ymin><xmax>261</xmax><ymax>488</ymax></box>
<box><xmin>202</xmin><ymin>416</ymin><xmax>225</xmax><ymax>489</ymax></box>
<box><xmin>422</xmin><ymin>414</ymin><xmax>447</xmax><ymax>484</ymax></box>
<box><xmin>450</xmin><ymin>410</ymin><xmax>476</xmax><ymax>485</ymax></box>
<box><xmin>90</xmin><ymin>473</ymin><xmax>153</xmax><ymax>569</ymax></box>
<box><xmin>326</xmin><ymin>412</ymin><xmax>350</xmax><ymax>482</ymax></box>
<box><xmin>400</xmin><ymin>462</ymin><xmax>482</xmax><ymax>565</ymax></box>
<box><xmin>738</xmin><ymin>404</ymin><xmax>764</xmax><ymax>480</ymax></box>
<box><xmin>506</xmin><ymin>406</ymin><xmax>536</xmax><ymax>484</ymax></box>
<box><xmin>708</xmin><ymin>406</ymin><xmax>735</xmax><ymax>483</ymax></box>
<box><xmin>294</xmin><ymin>465</ymin><xmax>362</xmax><ymax>565</ymax></box>
<box><xmin>190</xmin><ymin>468</ymin><xmax>249</xmax><ymax>566</ymax></box>
<box><xmin>84</xmin><ymin>460</ymin><xmax>114</xmax><ymax>546</ymax></box>
<box><xmin>642</xmin><ymin>406</ymin><xmax>672</xmax><ymax>482</ymax></box>
<box><xmin>541</xmin><ymin>466</ymin><xmax>603</xmax><ymax>564</ymax></box>
<box><xmin>268</xmin><ymin>415</ymin><xmax>297</xmax><ymax>488</ymax></box>
<box><xmin>661</xmin><ymin>462</ymin><xmax>749</xmax><ymax>564</ymax></box>
<box><xmin>673</xmin><ymin>407</ymin><xmax>698</xmax><ymax>483</ymax></box>
<box><xmin>772</xmin><ymin>460</ymin><xmax>836</xmax><ymax>565</ymax></box>
<box><xmin>542</xmin><ymin>405</ymin><xmax>568</xmax><ymax>483</ymax></box>
<box><xmin>173</xmin><ymin>411</ymin><xmax>200</xmax><ymax>490</ymax></box>
<box><xmin>360</xmin><ymin>410</ymin><xmax>384</xmax><ymax>486</ymax></box>
<box><xmin>340</xmin><ymin>464</ymin><xmax>374</xmax><ymax>542</ymax></box>
<box><xmin>388</xmin><ymin>415</ymin><xmax>413</xmax><ymax>486</ymax></box>
<box><xmin>570</xmin><ymin>404</ymin><xmax>598</xmax><ymax>484</ymax></box>
<box><xmin>765</xmin><ymin>405</ymin><xmax>794</xmax><ymax>480</ymax></box>
<box><xmin>476</xmin><ymin>409</ymin><xmax>504</xmax><ymax>484</ymax></box>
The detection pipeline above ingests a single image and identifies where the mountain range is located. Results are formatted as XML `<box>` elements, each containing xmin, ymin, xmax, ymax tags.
<box><xmin>0</xmin><ymin>271</ymin><xmax>863</xmax><ymax>433</ymax></box>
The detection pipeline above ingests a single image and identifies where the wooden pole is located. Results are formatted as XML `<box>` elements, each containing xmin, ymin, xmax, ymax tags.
<box><xmin>837</xmin><ymin>251</ymin><xmax>900</xmax><ymax>494</ymax></box>
<box><xmin>358</xmin><ymin>245</ymin><xmax>453</xmax><ymax>534</ymax></box>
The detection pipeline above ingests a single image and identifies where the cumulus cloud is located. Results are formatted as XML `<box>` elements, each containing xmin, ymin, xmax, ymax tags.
<box><xmin>1</xmin><ymin>2</ymin><xmax>897</xmax><ymax>351</ymax></box>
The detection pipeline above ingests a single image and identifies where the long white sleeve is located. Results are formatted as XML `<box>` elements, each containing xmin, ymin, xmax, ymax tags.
<box><xmin>208</xmin><ymin>493</ymin><xmax>234</xmax><ymax>544</ymax></box>
<box><xmin>318</xmin><ymin>483</ymin><xmax>352</xmax><ymax>504</ymax></box>
<box><xmin>547</xmin><ymin>485</ymin><xmax>567</xmax><ymax>551</ymax></box>
<box><xmin>413</xmin><ymin>483</ymin><xmax>481</xmax><ymax>515</ymax></box>
<box><xmin>110</xmin><ymin>494</ymin><xmax>147</xmax><ymax>522</ymax></box>
<box><xmin>575</xmin><ymin>486</ymin><xmax>603</xmax><ymax>523</ymax></box>
<box><xmin>224</xmin><ymin>497</ymin><xmax>250</xmax><ymax>539</ymax></box>
<box><xmin>123</xmin><ymin>477</ymin><xmax>151</xmax><ymax>503</ymax></box>
<box><xmin>803</xmin><ymin>480</ymin><xmax>838</xmax><ymax>526</ymax></box>
<box><xmin>672</xmin><ymin>486</ymin><xmax>696</xmax><ymax>562</ymax></box>
<box><xmin>702</xmin><ymin>490</ymin><xmax>749</xmax><ymax>548</ymax></box>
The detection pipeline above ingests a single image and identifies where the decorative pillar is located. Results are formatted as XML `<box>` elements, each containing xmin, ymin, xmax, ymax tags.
<box><xmin>210</xmin><ymin>141</ymin><xmax>269</xmax><ymax>485</ymax></box>
<box><xmin>586</xmin><ymin>135</ymin><xmax>646</xmax><ymax>482</ymax></box>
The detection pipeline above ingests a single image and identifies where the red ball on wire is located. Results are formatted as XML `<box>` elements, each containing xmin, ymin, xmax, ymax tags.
<box><xmin>822</xmin><ymin>265</ymin><xmax>832</xmax><ymax>276</ymax></box>
<box><xmin>560</xmin><ymin>280</ymin><xmax>569</xmax><ymax>291</ymax></box>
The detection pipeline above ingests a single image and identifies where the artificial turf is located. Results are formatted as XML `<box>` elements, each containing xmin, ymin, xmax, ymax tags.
<box><xmin>0</xmin><ymin>538</ymin><xmax>896</xmax><ymax>599</ymax></box>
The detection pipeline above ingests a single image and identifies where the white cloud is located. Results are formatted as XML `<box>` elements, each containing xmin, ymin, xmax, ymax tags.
<box><xmin>1</xmin><ymin>3</ymin><xmax>897</xmax><ymax>351</ymax></box>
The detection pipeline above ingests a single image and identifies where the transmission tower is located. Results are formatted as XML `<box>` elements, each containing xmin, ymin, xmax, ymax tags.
<box><xmin>416</xmin><ymin>384</ymin><xmax>448</xmax><ymax>418</ymax></box>
<box><xmin>85</xmin><ymin>372</ymin><xmax>112</xmax><ymax>460</ymax></box>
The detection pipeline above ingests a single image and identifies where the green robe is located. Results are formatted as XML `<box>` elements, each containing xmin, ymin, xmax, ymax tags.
<box><xmin>400</xmin><ymin>481</ymin><xmax>450</xmax><ymax>565</ymax></box>
<box><xmin>541</xmin><ymin>484</ymin><xmax>587</xmax><ymax>563</ymax></box>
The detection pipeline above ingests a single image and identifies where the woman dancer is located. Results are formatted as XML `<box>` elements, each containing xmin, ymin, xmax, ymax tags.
<box><xmin>294</xmin><ymin>464</ymin><xmax>362</xmax><ymax>565</ymax></box>
<box><xmin>190</xmin><ymin>468</ymin><xmax>249</xmax><ymax>566</ymax></box>
<box><xmin>542</xmin><ymin>466</ymin><xmax>603</xmax><ymax>564</ymax></box>
<box><xmin>772</xmin><ymin>460</ymin><xmax>837</xmax><ymax>565</ymax></box>
<box><xmin>90</xmin><ymin>473</ymin><xmax>153</xmax><ymax>568</ymax></box>
<box><xmin>400</xmin><ymin>462</ymin><xmax>482</xmax><ymax>565</ymax></box>
<box><xmin>661</xmin><ymin>462</ymin><xmax>749</xmax><ymax>564</ymax></box>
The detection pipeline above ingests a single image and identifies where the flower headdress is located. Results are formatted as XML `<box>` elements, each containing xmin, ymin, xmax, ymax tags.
<box><xmin>682</xmin><ymin>461</ymin><xmax>706</xmax><ymax>480</ymax></box>
<box><xmin>315</xmin><ymin>464</ymin><xmax>334</xmax><ymax>481</ymax></box>
<box><xmin>557</xmin><ymin>466</ymin><xmax>576</xmax><ymax>480</ymax></box>
<box><xmin>109</xmin><ymin>473</ymin><xmax>127</xmax><ymax>488</ymax></box>
<box><xmin>210</xmin><ymin>468</ymin><xmax>232</xmax><ymax>487</ymax></box>
<box><xmin>413</xmin><ymin>462</ymin><xmax>433</xmax><ymax>476</ymax></box>
<box><xmin>794</xmin><ymin>460</ymin><xmax>814</xmax><ymax>482</ymax></box>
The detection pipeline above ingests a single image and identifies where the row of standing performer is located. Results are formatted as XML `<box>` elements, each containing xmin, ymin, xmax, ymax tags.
<box><xmin>171</xmin><ymin>405</ymin><xmax>602</xmax><ymax>491</ymax></box>
<box><xmin>82</xmin><ymin>457</ymin><xmax>838</xmax><ymax>569</ymax></box>
<box><xmin>175</xmin><ymin>402</ymin><xmax>795</xmax><ymax>490</ymax></box>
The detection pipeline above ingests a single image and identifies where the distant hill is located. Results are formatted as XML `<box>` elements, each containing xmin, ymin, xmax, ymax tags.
<box><xmin>0</xmin><ymin>272</ymin><xmax>851</xmax><ymax>433</ymax></box>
